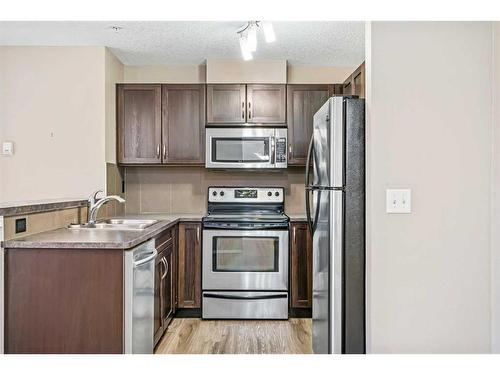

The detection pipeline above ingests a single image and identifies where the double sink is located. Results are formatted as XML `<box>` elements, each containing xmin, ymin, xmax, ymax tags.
<box><xmin>68</xmin><ymin>219</ymin><xmax>158</xmax><ymax>231</ymax></box>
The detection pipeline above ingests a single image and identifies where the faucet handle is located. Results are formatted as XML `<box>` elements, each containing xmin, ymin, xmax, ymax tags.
<box><xmin>88</xmin><ymin>190</ymin><xmax>104</xmax><ymax>205</ymax></box>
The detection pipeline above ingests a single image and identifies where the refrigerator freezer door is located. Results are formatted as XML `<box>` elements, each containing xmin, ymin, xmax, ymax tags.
<box><xmin>312</xmin><ymin>189</ymin><xmax>343</xmax><ymax>354</ymax></box>
<box><xmin>312</xmin><ymin>97</ymin><xmax>344</xmax><ymax>188</ymax></box>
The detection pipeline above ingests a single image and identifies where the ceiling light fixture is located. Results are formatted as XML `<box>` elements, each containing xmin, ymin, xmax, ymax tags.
<box><xmin>236</xmin><ymin>21</ymin><xmax>276</xmax><ymax>61</ymax></box>
<box><xmin>262</xmin><ymin>22</ymin><xmax>276</xmax><ymax>43</ymax></box>
<box><xmin>239</xmin><ymin>34</ymin><xmax>253</xmax><ymax>61</ymax></box>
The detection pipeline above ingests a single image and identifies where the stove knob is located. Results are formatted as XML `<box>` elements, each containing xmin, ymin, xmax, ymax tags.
<box><xmin>212</xmin><ymin>191</ymin><xmax>217</xmax><ymax>196</ymax></box>
<box><xmin>275</xmin><ymin>191</ymin><xmax>280</xmax><ymax>197</ymax></box>
<box><xmin>267</xmin><ymin>191</ymin><xmax>272</xmax><ymax>197</ymax></box>
<box><xmin>220</xmin><ymin>191</ymin><xmax>225</xmax><ymax>196</ymax></box>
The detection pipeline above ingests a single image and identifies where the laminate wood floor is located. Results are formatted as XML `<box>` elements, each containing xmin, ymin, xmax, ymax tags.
<box><xmin>155</xmin><ymin>318</ymin><xmax>312</xmax><ymax>354</ymax></box>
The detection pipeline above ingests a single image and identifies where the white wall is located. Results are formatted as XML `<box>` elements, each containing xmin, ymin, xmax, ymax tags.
<box><xmin>366</xmin><ymin>22</ymin><xmax>493</xmax><ymax>353</ymax></box>
<box><xmin>492</xmin><ymin>22</ymin><xmax>500</xmax><ymax>353</ymax></box>
<box><xmin>0</xmin><ymin>46</ymin><xmax>107</xmax><ymax>203</ymax></box>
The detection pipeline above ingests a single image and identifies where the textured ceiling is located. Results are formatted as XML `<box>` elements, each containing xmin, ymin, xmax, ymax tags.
<box><xmin>0</xmin><ymin>21</ymin><xmax>365</xmax><ymax>66</ymax></box>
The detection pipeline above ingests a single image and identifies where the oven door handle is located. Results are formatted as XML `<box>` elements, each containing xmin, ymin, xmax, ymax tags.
<box><xmin>203</xmin><ymin>293</ymin><xmax>288</xmax><ymax>300</ymax></box>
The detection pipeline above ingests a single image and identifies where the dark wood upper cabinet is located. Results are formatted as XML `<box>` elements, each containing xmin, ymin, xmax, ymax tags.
<box><xmin>246</xmin><ymin>84</ymin><xmax>286</xmax><ymax>124</ymax></box>
<box><xmin>162</xmin><ymin>84</ymin><xmax>206</xmax><ymax>164</ymax></box>
<box><xmin>343</xmin><ymin>62</ymin><xmax>365</xmax><ymax>98</ymax></box>
<box><xmin>206</xmin><ymin>84</ymin><xmax>246</xmax><ymax>124</ymax></box>
<box><xmin>290</xmin><ymin>222</ymin><xmax>313</xmax><ymax>309</ymax></box>
<box><xmin>287</xmin><ymin>84</ymin><xmax>333</xmax><ymax>165</ymax></box>
<box><xmin>117</xmin><ymin>84</ymin><xmax>162</xmax><ymax>164</ymax></box>
<box><xmin>177</xmin><ymin>223</ymin><xmax>201</xmax><ymax>308</ymax></box>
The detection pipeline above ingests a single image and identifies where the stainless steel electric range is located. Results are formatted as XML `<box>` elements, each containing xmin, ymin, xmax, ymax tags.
<box><xmin>202</xmin><ymin>186</ymin><xmax>289</xmax><ymax>319</ymax></box>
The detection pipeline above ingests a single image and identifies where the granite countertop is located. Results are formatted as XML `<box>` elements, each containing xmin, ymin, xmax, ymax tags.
<box><xmin>2</xmin><ymin>212</ymin><xmax>306</xmax><ymax>250</ymax></box>
<box><xmin>1</xmin><ymin>213</ymin><xmax>203</xmax><ymax>250</ymax></box>
<box><xmin>0</xmin><ymin>198</ymin><xmax>87</xmax><ymax>217</ymax></box>
<box><xmin>287</xmin><ymin>214</ymin><xmax>307</xmax><ymax>221</ymax></box>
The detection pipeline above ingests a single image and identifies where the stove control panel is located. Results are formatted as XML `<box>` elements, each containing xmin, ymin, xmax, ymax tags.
<box><xmin>208</xmin><ymin>187</ymin><xmax>284</xmax><ymax>203</ymax></box>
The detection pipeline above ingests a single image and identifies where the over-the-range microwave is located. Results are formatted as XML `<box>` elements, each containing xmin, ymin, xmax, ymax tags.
<box><xmin>205</xmin><ymin>127</ymin><xmax>287</xmax><ymax>169</ymax></box>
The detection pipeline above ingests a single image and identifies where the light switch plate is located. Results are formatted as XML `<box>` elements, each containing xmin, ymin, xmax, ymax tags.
<box><xmin>2</xmin><ymin>141</ymin><xmax>13</xmax><ymax>156</ymax></box>
<box><xmin>386</xmin><ymin>189</ymin><xmax>411</xmax><ymax>213</ymax></box>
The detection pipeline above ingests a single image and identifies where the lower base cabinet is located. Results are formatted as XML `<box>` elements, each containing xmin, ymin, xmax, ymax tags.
<box><xmin>154</xmin><ymin>227</ymin><xmax>177</xmax><ymax>347</ymax></box>
<box><xmin>177</xmin><ymin>223</ymin><xmax>202</xmax><ymax>308</ymax></box>
<box><xmin>154</xmin><ymin>222</ymin><xmax>202</xmax><ymax>347</ymax></box>
<box><xmin>290</xmin><ymin>222</ymin><xmax>313</xmax><ymax>315</ymax></box>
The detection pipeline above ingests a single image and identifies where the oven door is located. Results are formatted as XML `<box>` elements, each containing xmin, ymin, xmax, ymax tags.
<box><xmin>202</xmin><ymin>229</ymin><xmax>289</xmax><ymax>291</ymax></box>
<box><xmin>206</xmin><ymin>128</ymin><xmax>277</xmax><ymax>169</ymax></box>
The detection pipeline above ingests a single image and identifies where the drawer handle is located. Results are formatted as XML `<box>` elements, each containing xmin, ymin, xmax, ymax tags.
<box><xmin>203</xmin><ymin>293</ymin><xmax>287</xmax><ymax>300</ymax></box>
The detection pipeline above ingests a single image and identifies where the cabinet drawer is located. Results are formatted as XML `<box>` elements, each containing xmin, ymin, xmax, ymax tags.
<box><xmin>155</xmin><ymin>228</ymin><xmax>173</xmax><ymax>250</ymax></box>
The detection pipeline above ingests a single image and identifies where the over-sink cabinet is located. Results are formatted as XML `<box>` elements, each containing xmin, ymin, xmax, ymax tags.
<box><xmin>117</xmin><ymin>84</ymin><xmax>206</xmax><ymax>165</ymax></box>
<box><xmin>206</xmin><ymin>84</ymin><xmax>286</xmax><ymax>124</ymax></box>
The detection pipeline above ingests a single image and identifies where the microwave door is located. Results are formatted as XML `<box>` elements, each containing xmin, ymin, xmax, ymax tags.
<box><xmin>206</xmin><ymin>128</ymin><xmax>277</xmax><ymax>169</ymax></box>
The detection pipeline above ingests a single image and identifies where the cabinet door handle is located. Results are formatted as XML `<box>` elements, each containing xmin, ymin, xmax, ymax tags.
<box><xmin>197</xmin><ymin>227</ymin><xmax>200</xmax><ymax>244</ymax></box>
<box><xmin>289</xmin><ymin>144</ymin><xmax>292</xmax><ymax>157</ymax></box>
<box><xmin>163</xmin><ymin>144</ymin><xmax>167</xmax><ymax>160</ymax></box>
<box><xmin>156</xmin><ymin>144</ymin><xmax>160</xmax><ymax>159</ymax></box>
<box><xmin>242</xmin><ymin>110</ymin><xmax>245</xmax><ymax>119</ymax></box>
<box><xmin>248</xmin><ymin>102</ymin><xmax>252</xmax><ymax>119</ymax></box>
<box><xmin>293</xmin><ymin>226</ymin><xmax>296</xmax><ymax>244</ymax></box>
<box><xmin>161</xmin><ymin>257</ymin><xmax>168</xmax><ymax>279</ymax></box>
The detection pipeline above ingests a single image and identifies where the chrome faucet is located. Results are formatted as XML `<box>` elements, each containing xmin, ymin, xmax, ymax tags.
<box><xmin>87</xmin><ymin>190</ymin><xmax>126</xmax><ymax>225</ymax></box>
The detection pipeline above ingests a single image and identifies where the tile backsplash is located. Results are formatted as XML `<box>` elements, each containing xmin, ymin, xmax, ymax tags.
<box><xmin>124</xmin><ymin>167</ymin><xmax>307</xmax><ymax>215</ymax></box>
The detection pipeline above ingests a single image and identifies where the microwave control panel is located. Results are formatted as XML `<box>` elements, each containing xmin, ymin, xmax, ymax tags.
<box><xmin>275</xmin><ymin>138</ymin><xmax>287</xmax><ymax>164</ymax></box>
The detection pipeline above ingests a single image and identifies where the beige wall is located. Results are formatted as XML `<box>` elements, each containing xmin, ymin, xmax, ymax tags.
<box><xmin>124</xmin><ymin>65</ymin><xmax>206</xmax><ymax>83</ymax></box>
<box><xmin>492</xmin><ymin>21</ymin><xmax>500</xmax><ymax>353</ymax></box>
<box><xmin>124</xmin><ymin>167</ymin><xmax>306</xmax><ymax>215</ymax></box>
<box><xmin>123</xmin><ymin>61</ymin><xmax>351</xmax><ymax>85</ymax></box>
<box><xmin>287</xmin><ymin>65</ymin><xmax>354</xmax><ymax>84</ymax></box>
<box><xmin>0</xmin><ymin>46</ymin><xmax>107</xmax><ymax>203</ymax></box>
<box><xmin>366</xmin><ymin>22</ymin><xmax>493</xmax><ymax>353</ymax></box>
<box><xmin>105</xmin><ymin>48</ymin><xmax>124</xmax><ymax>164</ymax></box>
<box><xmin>206</xmin><ymin>59</ymin><xmax>287</xmax><ymax>84</ymax></box>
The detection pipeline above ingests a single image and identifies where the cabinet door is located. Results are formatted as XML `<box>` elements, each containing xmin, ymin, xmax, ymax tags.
<box><xmin>343</xmin><ymin>77</ymin><xmax>353</xmax><ymax>96</ymax></box>
<box><xmin>153</xmin><ymin>249</ymin><xmax>165</xmax><ymax>346</ymax></box>
<box><xmin>117</xmin><ymin>84</ymin><xmax>162</xmax><ymax>164</ymax></box>
<box><xmin>287</xmin><ymin>85</ymin><xmax>331</xmax><ymax>165</ymax></box>
<box><xmin>161</xmin><ymin>242</ymin><xmax>175</xmax><ymax>327</ymax></box>
<box><xmin>290</xmin><ymin>222</ymin><xmax>313</xmax><ymax>308</ymax></box>
<box><xmin>206</xmin><ymin>84</ymin><xmax>246</xmax><ymax>124</ymax></box>
<box><xmin>162</xmin><ymin>85</ymin><xmax>206</xmax><ymax>164</ymax></box>
<box><xmin>177</xmin><ymin>223</ymin><xmax>201</xmax><ymax>308</ymax></box>
<box><xmin>353</xmin><ymin>62</ymin><xmax>365</xmax><ymax>98</ymax></box>
<box><xmin>246</xmin><ymin>84</ymin><xmax>286</xmax><ymax>123</ymax></box>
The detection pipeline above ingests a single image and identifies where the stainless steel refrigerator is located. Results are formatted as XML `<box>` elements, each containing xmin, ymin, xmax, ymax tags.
<box><xmin>305</xmin><ymin>96</ymin><xmax>365</xmax><ymax>354</ymax></box>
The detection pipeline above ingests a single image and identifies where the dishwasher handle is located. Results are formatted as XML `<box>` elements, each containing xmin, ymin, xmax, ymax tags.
<box><xmin>133</xmin><ymin>249</ymin><xmax>158</xmax><ymax>267</ymax></box>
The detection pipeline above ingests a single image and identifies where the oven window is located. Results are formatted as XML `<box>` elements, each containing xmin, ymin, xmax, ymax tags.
<box><xmin>212</xmin><ymin>236</ymin><xmax>279</xmax><ymax>272</ymax></box>
<box><xmin>212</xmin><ymin>137</ymin><xmax>270</xmax><ymax>163</ymax></box>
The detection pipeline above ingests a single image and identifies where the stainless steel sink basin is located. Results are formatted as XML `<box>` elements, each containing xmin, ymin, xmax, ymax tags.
<box><xmin>68</xmin><ymin>219</ymin><xmax>158</xmax><ymax>231</ymax></box>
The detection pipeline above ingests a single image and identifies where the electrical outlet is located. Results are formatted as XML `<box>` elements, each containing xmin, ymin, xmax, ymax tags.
<box><xmin>386</xmin><ymin>189</ymin><xmax>411</xmax><ymax>214</ymax></box>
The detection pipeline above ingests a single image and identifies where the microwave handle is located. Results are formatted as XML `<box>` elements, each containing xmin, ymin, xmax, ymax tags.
<box><xmin>270</xmin><ymin>136</ymin><xmax>276</xmax><ymax>165</ymax></box>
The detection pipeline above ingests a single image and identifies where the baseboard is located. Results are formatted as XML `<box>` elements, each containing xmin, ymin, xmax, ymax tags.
<box><xmin>289</xmin><ymin>308</ymin><xmax>312</xmax><ymax>318</ymax></box>
<box><xmin>175</xmin><ymin>308</ymin><xmax>202</xmax><ymax>318</ymax></box>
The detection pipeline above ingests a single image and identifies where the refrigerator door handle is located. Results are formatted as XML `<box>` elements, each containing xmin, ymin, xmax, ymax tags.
<box><xmin>305</xmin><ymin>134</ymin><xmax>315</xmax><ymax>236</ymax></box>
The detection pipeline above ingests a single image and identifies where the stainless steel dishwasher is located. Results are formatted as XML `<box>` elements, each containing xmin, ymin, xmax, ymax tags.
<box><xmin>123</xmin><ymin>239</ymin><xmax>157</xmax><ymax>354</ymax></box>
